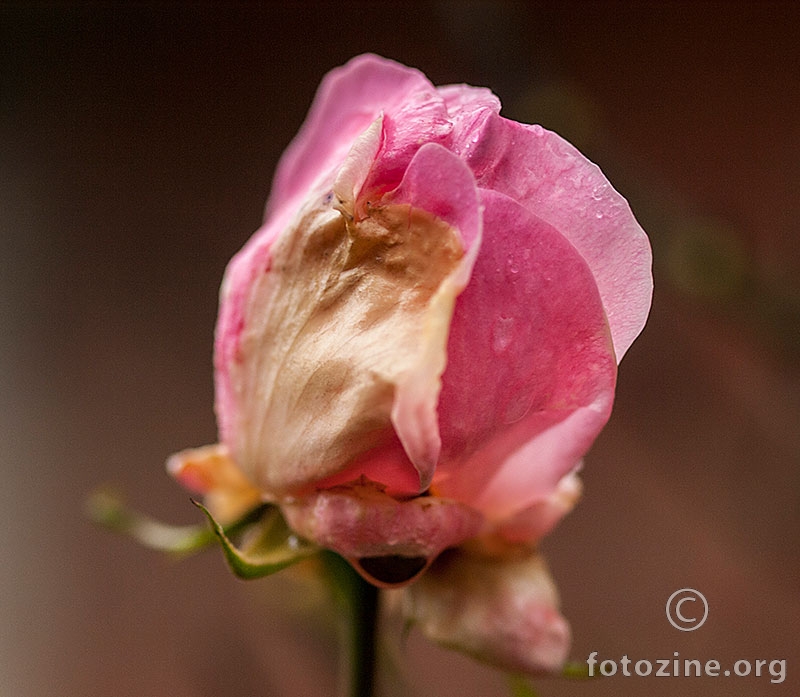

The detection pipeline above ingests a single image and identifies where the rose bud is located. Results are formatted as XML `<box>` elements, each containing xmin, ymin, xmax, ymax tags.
<box><xmin>168</xmin><ymin>53</ymin><xmax>651</xmax><ymax>671</ymax></box>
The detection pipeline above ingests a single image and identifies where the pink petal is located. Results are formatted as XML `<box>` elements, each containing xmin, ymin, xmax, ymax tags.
<box><xmin>449</xmin><ymin>398</ymin><xmax>610</xmax><ymax>522</ymax></box>
<box><xmin>387</xmin><ymin>142</ymin><xmax>483</xmax><ymax>251</ymax></box>
<box><xmin>456</xmin><ymin>112</ymin><xmax>652</xmax><ymax>361</ymax></box>
<box><xmin>267</xmin><ymin>54</ymin><xmax>444</xmax><ymax>220</ymax></box>
<box><xmin>383</xmin><ymin>143</ymin><xmax>482</xmax><ymax>489</ymax></box>
<box><xmin>492</xmin><ymin>469</ymin><xmax>583</xmax><ymax>545</ymax></box>
<box><xmin>434</xmin><ymin>189</ymin><xmax>617</xmax><ymax>520</ymax></box>
<box><xmin>214</xmin><ymin>220</ymin><xmax>279</xmax><ymax>449</ymax></box>
<box><xmin>358</xmin><ymin>90</ymin><xmax>453</xmax><ymax>200</ymax></box>
<box><xmin>437</xmin><ymin>83</ymin><xmax>501</xmax><ymax>156</ymax></box>
<box><xmin>437</xmin><ymin>83</ymin><xmax>501</xmax><ymax>118</ymax></box>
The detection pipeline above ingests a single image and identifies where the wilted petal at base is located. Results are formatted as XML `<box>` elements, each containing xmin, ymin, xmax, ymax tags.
<box><xmin>166</xmin><ymin>444</ymin><xmax>263</xmax><ymax>524</ymax></box>
<box><xmin>281</xmin><ymin>481</ymin><xmax>483</xmax><ymax>587</ymax></box>
<box><xmin>403</xmin><ymin>547</ymin><xmax>570</xmax><ymax>676</ymax></box>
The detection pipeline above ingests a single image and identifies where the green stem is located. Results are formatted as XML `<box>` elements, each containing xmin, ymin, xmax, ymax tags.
<box><xmin>322</xmin><ymin>552</ymin><xmax>380</xmax><ymax>697</ymax></box>
<box><xmin>347</xmin><ymin>568</ymin><xmax>378</xmax><ymax>697</ymax></box>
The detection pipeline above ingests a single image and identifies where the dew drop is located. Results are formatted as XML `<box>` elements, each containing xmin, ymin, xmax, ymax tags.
<box><xmin>595</xmin><ymin>211</ymin><xmax>604</xmax><ymax>219</ymax></box>
<box><xmin>492</xmin><ymin>316</ymin><xmax>515</xmax><ymax>354</ymax></box>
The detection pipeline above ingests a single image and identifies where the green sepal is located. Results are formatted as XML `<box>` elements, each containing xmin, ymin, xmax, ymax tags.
<box><xmin>192</xmin><ymin>499</ymin><xmax>318</xmax><ymax>579</ymax></box>
<box><xmin>86</xmin><ymin>488</ymin><xmax>266</xmax><ymax>556</ymax></box>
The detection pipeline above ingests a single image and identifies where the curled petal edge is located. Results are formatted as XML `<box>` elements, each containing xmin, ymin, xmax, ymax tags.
<box><xmin>383</xmin><ymin>142</ymin><xmax>483</xmax><ymax>490</ymax></box>
<box><xmin>460</xmin><ymin>112</ymin><xmax>652</xmax><ymax>361</ymax></box>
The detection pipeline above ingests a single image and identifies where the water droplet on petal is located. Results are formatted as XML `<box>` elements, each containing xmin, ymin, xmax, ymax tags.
<box><xmin>492</xmin><ymin>316</ymin><xmax>515</xmax><ymax>354</ymax></box>
<box><xmin>595</xmin><ymin>211</ymin><xmax>604</xmax><ymax>219</ymax></box>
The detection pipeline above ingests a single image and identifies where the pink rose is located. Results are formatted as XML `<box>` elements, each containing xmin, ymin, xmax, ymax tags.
<box><xmin>168</xmin><ymin>54</ymin><xmax>651</xmax><ymax>675</ymax></box>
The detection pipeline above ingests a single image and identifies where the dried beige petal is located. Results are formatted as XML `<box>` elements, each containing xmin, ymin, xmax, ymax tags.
<box><xmin>228</xmin><ymin>197</ymin><xmax>463</xmax><ymax>496</ymax></box>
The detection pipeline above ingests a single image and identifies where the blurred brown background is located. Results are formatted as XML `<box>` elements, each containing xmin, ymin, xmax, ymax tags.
<box><xmin>2</xmin><ymin>2</ymin><xmax>798</xmax><ymax>696</ymax></box>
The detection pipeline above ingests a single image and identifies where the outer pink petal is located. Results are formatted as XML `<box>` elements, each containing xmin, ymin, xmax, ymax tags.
<box><xmin>267</xmin><ymin>54</ymin><xmax>445</xmax><ymax>219</ymax></box>
<box><xmin>434</xmin><ymin>189</ymin><xmax>617</xmax><ymax>520</ymax></box>
<box><xmin>436</xmin><ymin>83</ymin><xmax>501</xmax><ymax>152</ymax></box>
<box><xmin>437</xmin><ymin>83</ymin><xmax>501</xmax><ymax>117</ymax></box>
<box><xmin>451</xmin><ymin>398</ymin><xmax>610</xmax><ymax>521</ymax></box>
<box><xmin>384</xmin><ymin>143</ymin><xmax>482</xmax><ymax>489</ymax></box>
<box><xmin>455</xmin><ymin>113</ymin><xmax>652</xmax><ymax>361</ymax></box>
<box><xmin>492</xmin><ymin>470</ymin><xmax>583</xmax><ymax>545</ymax></box>
<box><xmin>214</xmin><ymin>219</ymin><xmax>279</xmax><ymax>449</ymax></box>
